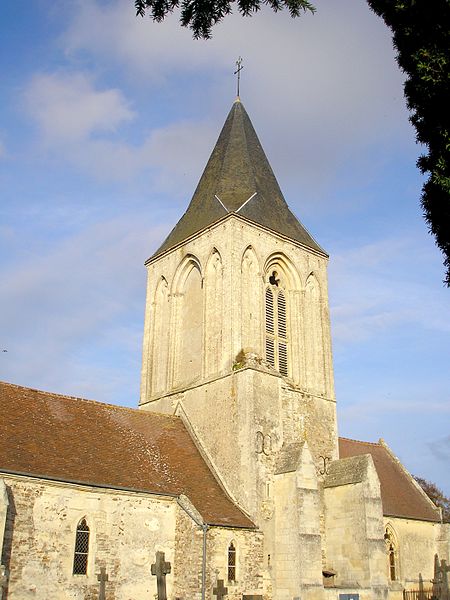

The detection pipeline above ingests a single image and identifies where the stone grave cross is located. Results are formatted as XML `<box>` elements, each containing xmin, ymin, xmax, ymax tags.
<box><xmin>435</xmin><ymin>557</ymin><xmax>450</xmax><ymax>595</ymax></box>
<box><xmin>151</xmin><ymin>551</ymin><xmax>171</xmax><ymax>600</ymax></box>
<box><xmin>213</xmin><ymin>579</ymin><xmax>228</xmax><ymax>600</ymax></box>
<box><xmin>97</xmin><ymin>566</ymin><xmax>109</xmax><ymax>600</ymax></box>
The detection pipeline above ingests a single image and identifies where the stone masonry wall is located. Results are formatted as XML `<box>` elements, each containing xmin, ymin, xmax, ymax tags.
<box><xmin>1</xmin><ymin>475</ymin><xmax>177</xmax><ymax>600</ymax></box>
<box><xmin>1</xmin><ymin>474</ymin><xmax>267</xmax><ymax>600</ymax></box>
<box><xmin>385</xmin><ymin>517</ymin><xmax>448</xmax><ymax>592</ymax></box>
<box><xmin>323</xmin><ymin>455</ymin><xmax>387</xmax><ymax>595</ymax></box>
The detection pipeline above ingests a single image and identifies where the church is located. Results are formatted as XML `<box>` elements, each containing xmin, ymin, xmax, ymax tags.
<box><xmin>0</xmin><ymin>98</ymin><xmax>448</xmax><ymax>600</ymax></box>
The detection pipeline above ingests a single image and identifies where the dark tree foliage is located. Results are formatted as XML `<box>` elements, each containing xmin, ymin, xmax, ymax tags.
<box><xmin>365</xmin><ymin>0</ymin><xmax>450</xmax><ymax>285</ymax></box>
<box><xmin>135</xmin><ymin>0</ymin><xmax>450</xmax><ymax>284</ymax></box>
<box><xmin>414</xmin><ymin>476</ymin><xmax>450</xmax><ymax>523</ymax></box>
<box><xmin>135</xmin><ymin>0</ymin><xmax>315</xmax><ymax>39</ymax></box>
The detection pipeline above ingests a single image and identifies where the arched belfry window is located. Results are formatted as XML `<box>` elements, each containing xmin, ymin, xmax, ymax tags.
<box><xmin>265</xmin><ymin>271</ymin><xmax>288</xmax><ymax>376</ymax></box>
<box><xmin>73</xmin><ymin>518</ymin><xmax>90</xmax><ymax>575</ymax></box>
<box><xmin>384</xmin><ymin>526</ymin><xmax>398</xmax><ymax>581</ymax></box>
<box><xmin>228</xmin><ymin>542</ymin><xmax>236</xmax><ymax>582</ymax></box>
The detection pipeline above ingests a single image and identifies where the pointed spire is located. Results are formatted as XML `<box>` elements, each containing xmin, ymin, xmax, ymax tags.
<box><xmin>152</xmin><ymin>100</ymin><xmax>324</xmax><ymax>258</ymax></box>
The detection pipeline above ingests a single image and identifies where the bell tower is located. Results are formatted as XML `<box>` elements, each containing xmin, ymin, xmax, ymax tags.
<box><xmin>140</xmin><ymin>96</ymin><xmax>338</xmax><ymax>514</ymax></box>
<box><xmin>140</xmin><ymin>98</ymin><xmax>338</xmax><ymax>599</ymax></box>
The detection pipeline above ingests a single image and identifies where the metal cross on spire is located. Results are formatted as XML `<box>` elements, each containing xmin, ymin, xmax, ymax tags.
<box><xmin>234</xmin><ymin>56</ymin><xmax>243</xmax><ymax>98</ymax></box>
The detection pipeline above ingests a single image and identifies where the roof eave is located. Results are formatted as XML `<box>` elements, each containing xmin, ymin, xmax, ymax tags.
<box><xmin>1</xmin><ymin>468</ymin><xmax>256</xmax><ymax>529</ymax></box>
<box><xmin>145</xmin><ymin>212</ymin><xmax>328</xmax><ymax>266</ymax></box>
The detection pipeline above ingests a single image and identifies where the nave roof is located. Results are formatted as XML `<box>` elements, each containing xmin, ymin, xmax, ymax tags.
<box><xmin>0</xmin><ymin>381</ymin><xmax>254</xmax><ymax>529</ymax></box>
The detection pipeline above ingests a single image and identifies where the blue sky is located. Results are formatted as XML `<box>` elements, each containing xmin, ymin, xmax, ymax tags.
<box><xmin>1</xmin><ymin>0</ymin><xmax>449</xmax><ymax>495</ymax></box>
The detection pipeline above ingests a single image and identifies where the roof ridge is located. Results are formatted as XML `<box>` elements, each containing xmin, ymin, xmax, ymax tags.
<box><xmin>233</xmin><ymin>102</ymin><xmax>258</xmax><ymax>206</ymax></box>
<box><xmin>339</xmin><ymin>436</ymin><xmax>381</xmax><ymax>447</ymax></box>
<box><xmin>0</xmin><ymin>380</ymin><xmax>179</xmax><ymax>421</ymax></box>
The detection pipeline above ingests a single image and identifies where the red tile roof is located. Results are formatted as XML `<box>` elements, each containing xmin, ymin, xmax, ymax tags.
<box><xmin>339</xmin><ymin>437</ymin><xmax>441</xmax><ymax>523</ymax></box>
<box><xmin>0</xmin><ymin>381</ymin><xmax>254</xmax><ymax>529</ymax></box>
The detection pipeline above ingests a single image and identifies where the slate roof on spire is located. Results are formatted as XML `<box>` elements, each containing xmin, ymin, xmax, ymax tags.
<box><xmin>152</xmin><ymin>99</ymin><xmax>324</xmax><ymax>259</ymax></box>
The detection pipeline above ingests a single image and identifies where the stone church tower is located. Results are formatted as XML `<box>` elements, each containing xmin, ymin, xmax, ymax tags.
<box><xmin>140</xmin><ymin>98</ymin><xmax>339</xmax><ymax>599</ymax></box>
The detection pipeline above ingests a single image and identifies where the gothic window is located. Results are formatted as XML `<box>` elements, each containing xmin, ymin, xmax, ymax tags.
<box><xmin>384</xmin><ymin>527</ymin><xmax>398</xmax><ymax>582</ymax></box>
<box><xmin>265</xmin><ymin>272</ymin><xmax>288</xmax><ymax>376</ymax></box>
<box><xmin>304</xmin><ymin>274</ymin><xmax>325</xmax><ymax>393</ymax></box>
<box><xmin>151</xmin><ymin>277</ymin><xmax>169</xmax><ymax>395</ymax></box>
<box><xmin>241</xmin><ymin>246</ymin><xmax>261</xmax><ymax>353</ymax></box>
<box><xmin>73</xmin><ymin>518</ymin><xmax>90</xmax><ymax>575</ymax></box>
<box><xmin>205</xmin><ymin>249</ymin><xmax>223</xmax><ymax>375</ymax></box>
<box><xmin>173</xmin><ymin>257</ymin><xmax>203</xmax><ymax>387</ymax></box>
<box><xmin>227</xmin><ymin>542</ymin><xmax>236</xmax><ymax>582</ymax></box>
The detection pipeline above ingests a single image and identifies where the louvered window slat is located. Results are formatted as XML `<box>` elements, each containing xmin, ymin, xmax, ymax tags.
<box><xmin>277</xmin><ymin>292</ymin><xmax>287</xmax><ymax>339</ymax></box>
<box><xmin>278</xmin><ymin>343</ymin><xmax>288</xmax><ymax>376</ymax></box>
<box><xmin>266</xmin><ymin>338</ymin><xmax>275</xmax><ymax>367</ymax></box>
<box><xmin>265</xmin><ymin>288</ymin><xmax>274</xmax><ymax>334</ymax></box>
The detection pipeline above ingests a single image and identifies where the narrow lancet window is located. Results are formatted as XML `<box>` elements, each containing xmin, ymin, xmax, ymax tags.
<box><xmin>73</xmin><ymin>518</ymin><xmax>90</xmax><ymax>575</ymax></box>
<box><xmin>265</xmin><ymin>272</ymin><xmax>288</xmax><ymax>375</ymax></box>
<box><xmin>389</xmin><ymin>544</ymin><xmax>396</xmax><ymax>581</ymax></box>
<box><xmin>384</xmin><ymin>527</ymin><xmax>398</xmax><ymax>582</ymax></box>
<box><xmin>228</xmin><ymin>542</ymin><xmax>236</xmax><ymax>582</ymax></box>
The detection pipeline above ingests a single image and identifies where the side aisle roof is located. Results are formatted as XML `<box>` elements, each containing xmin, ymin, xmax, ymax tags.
<box><xmin>0</xmin><ymin>381</ymin><xmax>254</xmax><ymax>529</ymax></box>
<box><xmin>339</xmin><ymin>437</ymin><xmax>441</xmax><ymax>523</ymax></box>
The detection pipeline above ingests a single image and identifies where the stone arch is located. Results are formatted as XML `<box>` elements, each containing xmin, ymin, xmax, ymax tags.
<box><xmin>306</xmin><ymin>269</ymin><xmax>323</xmax><ymax>293</ymax></box>
<box><xmin>264</xmin><ymin>252</ymin><xmax>302</xmax><ymax>291</ymax></box>
<box><xmin>171</xmin><ymin>254</ymin><xmax>203</xmax><ymax>295</ymax></box>
<box><xmin>304</xmin><ymin>272</ymin><xmax>325</xmax><ymax>394</ymax></box>
<box><xmin>205</xmin><ymin>248</ymin><xmax>223</xmax><ymax>375</ymax></box>
<box><xmin>241</xmin><ymin>246</ymin><xmax>262</xmax><ymax>354</ymax></box>
<box><xmin>171</xmin><ymin>255</ymin><xmax>203</xmax><ymax>388</ymax></box>
<box><xmin>150</xmin><ymin>276</ymin><xmax>170</xmax><ymax>395</ymax></box>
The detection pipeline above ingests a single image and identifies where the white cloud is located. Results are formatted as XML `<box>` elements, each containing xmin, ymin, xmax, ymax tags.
<box><xmin>341</xmin><ymin>399</ymin><xmax>450</xmax><ymax>423</ymax></box>
<box><xmin>63</xmin><ymin>0</ymin><xmax>229</xmax><ymax>78</ymax></box>
<box><xmin>329</xmin><ymin>237</ymin><xmax>450</xmax><ymax>343</ymax></box>
<box><xmin>24</xmin><ymin>72</ymin><xmax>134</xmax><ymax>143</ymax></box>
<box><xmin>0</xmin><ymin>215</ymin><xmax>166</xmax><ymax>403</ymax></box>
<box><xmin>22</xmin><ymin>69</ymin><xmax>217</xmax><ymax>185</ymax></box>
<box><xmin>59</xmin><ymin>0</ymin><xmax>415</xmax><ymax>197</ymax></box>
<box><xmin>17</xmin><ymin>0</ymin><xmax>414</xmax><ymax>200</ymax></box>
<box><xmin>428</xmin><ymin>436</ymin><xmax>450</xmax><ymax>464</ymax></box>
